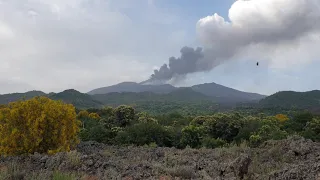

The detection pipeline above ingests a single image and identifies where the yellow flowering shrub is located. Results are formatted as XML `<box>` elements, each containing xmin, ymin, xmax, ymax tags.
<box><xmin>77</xmin><ymin>110</ymin><xmax>89</xmax><ymax>119</ymax></box>
<box><xmin>0</xmin><ymin>97</ymin><xmax>80</xmax><ymax>155</ymax></box>
<box><xmin>275</xmin><ymin>114</ymin><xmax>289</xmax><ymax>123</ymax></box>
<box><xmin>88</xmin><ymin>113</ymin><xmax>100</xmax><ymax>120</ymax></box>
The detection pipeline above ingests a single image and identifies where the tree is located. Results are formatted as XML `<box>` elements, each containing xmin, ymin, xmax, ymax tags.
<box><xmin>190</xmin><ymin>116</ymin><xmax>212</xmax><ymax>126</ymax></box>
<box><xmin>256</xmin><ymin>118</ymin><xmax>288</xmax><ymax>141</ymax></box>
<box><xmin>180</xmin><ymin>125</ymin><xmax>204</xmax><ymax>148</ymax></box>
<box><xmin>137</xmin><ymin>112</ymin><xmax>158</xmax><ymax>123</ymax></box>
<box><xmin>285</xmin><ymin>111</ymin><xmax>313</xmax><ymax>132</ymax></box>
<box><xmin>302</xmin><ymin>118</ymin><xmax>320</xmax><ymax>141</ymax></box>
<box><xmin>114</xmin><ymin>105</ymin><xmax>135</xmax><ymax>127</ymax></box>
<box><xmin>88</xmin><ymin>112</ymin><xmax>100</xmax><ymax>120</ymax></box>
<box><xmin>204</xmin><ymin>113</ymin><xmax>242</xmax><ymax>142</ymax></box>
<box><xmin>0</xmin><ymin>97</ymin><xmax>80</xmax><ymax>155</ymax></box>
<box><xmin>249</xmin><ymin>134</ymin><xmax>262</xmax><ymax>147</ymax></box>
<box><xmin>77</xmin><ymin>110</ymin><xmax>89</xmax><ymax>119</ymax></box>
<box><xmin>115</xmin><ymin>122</ymin><xmax>172</xmax><ymax>146</ymax></box>
<box><xmin>275</xmin><ymin>114</ymin><xmax>289</xmax><ymax>123</ymax></box>
<box><xmin>234</xmin><ymin>116</ymin><xmax>262</xmax><ymax>143</ymax></box>
<box><xmin>79</xmin><ymin>125</ymin><xmax>114</xmax><ymax>144</ymax></box>
<box><xmin>100</xmin><ymin>106</ymin><xmax>114</xmax><ymax>117</ymax></box>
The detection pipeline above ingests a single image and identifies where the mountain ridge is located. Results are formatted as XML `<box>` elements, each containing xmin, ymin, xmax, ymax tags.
<box><xmin>87</xmin><ymin>81</ymin><xmax>266</xmax><ymax>101</ymax></box>
<box><xmin>260</xmin><ymin>90</ymin><xmax>320</xmax><ymax>108</ymax></box>
<box><xmin>88</xmin><ymin>82</ymin><xmax>176</xmax><ymax>95</ymax></box>
<box><xmin>1</xmin><ymin>82</ymin><xmax>319</xmax><ymax>111</ymax></box>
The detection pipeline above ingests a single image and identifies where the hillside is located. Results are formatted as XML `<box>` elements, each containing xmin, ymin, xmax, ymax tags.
<box><xmin>49</xmin><ymin>89</ymin><xmax>103</xmax><ymax>109</ymax></box>
<box><xmin>0</xmin><ymin>89</ymin><xmax>103</xmax><ymax>109</ymax></box>
<box><xmin>3</xmin><ymin>88</ymin><xmax>320</xmax><ymax>112</ymax></box>
<box><xmin>0</xmin><ymin>90</ymin><xmax>46</xmax><ymax>104</ymax></box>
<box><xmin>191</xmin><ymin>82</ymin><xmax>266</xmax><ymax>101</ymax></box>
<box><xmin>92</xmin><ymin>88</ymin><xmax>211</xmax><ymax>105</ymax></box>
<box><xmin>88</xmin><ymin>81</ymin><xmax>266</xmax><ymax>103</ymax></box>
<box><xmin>87</xmin><ymin>82</ymin><xmax>176</xmax><ymax>95</ymax></box>
<box><xmin>260</xmin><ymin>90</ymin><xmax>320</xmax><ymax>108</ymax></box>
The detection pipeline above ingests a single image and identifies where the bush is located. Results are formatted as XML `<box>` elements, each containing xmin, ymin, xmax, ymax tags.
<box><xmin>79</xmin><ymin>125</ymin><xmax>111</xmax><ymax>143</ymax></box>
<box><xmin>285</xmin><ymin>111</ymin><xmax>313</xmax><ymax>132</ymax></box>
<box><xmin>249</xmin><ymin>134</ymin><xmax>262</xmax><ymax>147</ymax></box>
<box><xmin>275</xmin><ymin>114</ymin><xmax>289</xmax><ymax>123</ymax></box>
<box><xmin>190</xmin><ymin>116</ymin><xmax>212</xmax><ymax>126</ymax></box>
<box><xmin>88</xmin><ymin>113</ymin><xmax>100</xmax><ymax>120</ymax></box>
<box><xmin>77</xmin><ymin>110</ymin><xmax>89</xmax><ymax>119</ymax></box>
<box><xmin>115</xmin><ymin>122</ymin><xmax>173</xmax><ymax>146</ymax></box>
<box><xmin>180</xmin><ymin>125</ymin><xmax>204</xmax><ymax>148</ymax></box>
<box><xmin>302</xmin><ymin>118</ymin><xmax>320</xmax><ymax>141</ymax></box>
<box><xmin>79</xmin><ymin>117</ymin><xmax>117</xmax><ymax>144</ymax></box>
<box><xmin>234</xmin><ymin>116</ymin><xmax>262</xmax><ymax>143</ymax></box>
<box><xmin>114</xmin><ymin>105</ymin><xmax>135</xmax><ymax>127</ymax></box>
<box><xmin>204</xmin><ymin>113</ymin><xmax>242</xmax><ymax>142</ymax></box>
<box><xmin>257</xmin><ymin>123</ymin><xmax>288</xmax><ymax>141</ymax></box>
<box><xmin>202</xmin><ymin>137</ymin><xmax>226</xmax><ymax>149</ymax></box>
<box><xmin>137</xmin><ymin>112</ymin><xmax>158</xmax><ymax>124</ymax></box>
<box><xmin>0</xmin><ymin>97</ymin><xmax>80</xmax><ymax>155</ymax></box>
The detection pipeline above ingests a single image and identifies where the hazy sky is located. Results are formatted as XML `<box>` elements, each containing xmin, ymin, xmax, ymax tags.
<box><xmin>1</xmin><ymin>0</ymin><xmax>320</xmax><ymax>95</ymax></box>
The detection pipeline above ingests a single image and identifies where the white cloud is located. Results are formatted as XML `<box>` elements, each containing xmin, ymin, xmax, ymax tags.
<box><xmin>196</xmin><ymin>0</ymin><xmax>320</xmax><ymax>69</ymax></box>
<box><xmin>0</xmin><ymin>0</ymin><xmax>187</xmax><ymax>94</ymax></box>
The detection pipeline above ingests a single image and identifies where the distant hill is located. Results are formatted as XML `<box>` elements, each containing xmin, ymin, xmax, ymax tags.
<box><xmin>165</xmin><ymin>87</ymin><xmax>211</xmax><ymax>101</ymax></box>
<box><xmin>0</xmin><ymin>91</ymin><xmax>46</xmax><ymax>104</ymax></box>
<box><xmin>49</xmin><ymin>89</ymin><xmax>103</xmax><ymax>109</ymax></box>
<box><xmin>2</xmin><ymin>87</ymin><xmax>320</xmax><ymax>114</ymax></box>
<box><xmin>88</xmin><ymin>81</ymin><xmax>266</xmax><ymax>103</ymax></box>
<box><xmin>92</xmin><ymin>87</ymin><xmax>212</xmax><ymax>106</ymax></box>
<box><xmin>88</xmin><ymin>82</ymin><xmax>176</xmax><ymax>95</ymax></box>
<box><xmin>191</xmin><ymin>82</ymin><xmax>266</xmax><ymax>101</ymax></box>
<box><xmin>260</xmin><ymin>90</ymin><xmax>320</xmax><ymax>108</ymax></box>
<box><xmin>0</xmin><ymin>89</ymin><xmax>103</xmax><ymax>109</ymax></box>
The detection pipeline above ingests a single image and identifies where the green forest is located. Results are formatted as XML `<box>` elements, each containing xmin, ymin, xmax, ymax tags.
<box><xmin>1</xmin><ymin>90</ymin><xmax>320</xmax><ymax>155</ymax></box>
<box><xmin>78</xmin><ymin>105</ymin><xmax>320</xmax><ymax>149</ymax></box>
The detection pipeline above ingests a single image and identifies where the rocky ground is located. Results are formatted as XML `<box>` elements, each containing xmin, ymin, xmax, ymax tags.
<box><xmin>1</xmin><ymin>136</ymin><xmax>320</xmax><ymax>180</ymax></box>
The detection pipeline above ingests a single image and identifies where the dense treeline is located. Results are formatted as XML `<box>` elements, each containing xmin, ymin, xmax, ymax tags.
<box><xmin>78</xmin><ymin>105</ymin><xmax>320</xmax><ymax>149</ymax></box>
<box><xmin>1</xmin><ymin>97</ymin><xmax>319</xmax><ymax>156</ymax></box>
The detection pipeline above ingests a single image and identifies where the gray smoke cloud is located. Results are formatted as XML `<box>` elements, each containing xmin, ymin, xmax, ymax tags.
<box><xmin>142</xmin><ymin>46</ymin><xmax>205</xmax><ymax>84</ymax></box>
<box><xmin>144</xmin><ymin>0</ymin><xmax>320</xmax><ymax>84</ymax></box>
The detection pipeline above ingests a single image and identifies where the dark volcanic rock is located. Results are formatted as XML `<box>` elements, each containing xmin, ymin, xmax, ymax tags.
<box><xmin>0</xmin><ymin>137</ymin><xmax>319</xmax><ymax>179</ymax></box>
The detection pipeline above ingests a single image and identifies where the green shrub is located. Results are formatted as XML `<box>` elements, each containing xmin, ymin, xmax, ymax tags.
<box><xmin>249</xmin><ymin>134</ymin><xmax>262</xmax><ymax>147</ymax></box>
<box><xmin>202</xmin><ymin>137</ymin><xmax>226</xmax><ymax>149</ymax></box>
<box><xmin>115</xmin><ymin>122</ymin><xmax>173</xmax><ymax>146</ymax></box>
<box><xmin>180</xmin><ymin>125</ymin><xmax>204</xmax><ymax>148</ymax></box>
<box><xmin>114</xmin><ymin>105</ymin><xmax>135</xmax><ymax>127</ymax></box>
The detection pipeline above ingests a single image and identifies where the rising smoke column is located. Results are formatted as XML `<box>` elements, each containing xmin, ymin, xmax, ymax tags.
<box><xmin>142</xmin><ymin>46</ymin><xmax>205</xmax><ymax>84</ymax></box>
<box><xmin>145</xmin><ymin>0</ymin><xmax>320</xmax><ymax>84</ymax></box>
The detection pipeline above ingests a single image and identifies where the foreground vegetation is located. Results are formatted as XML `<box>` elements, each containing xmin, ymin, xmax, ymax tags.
<box><xmin>78</xmin><ymin>105</ymin><xmax>320</xmax><ymax>149</ymax></box>
<box><xmin>0</xmin><ymin>96</ymin><xmax>319</xmax><ymax>156</ymax></box>
<box><xmin>0</xmin><ymin>97</ymin><xmax>80</xmax><ymax>155</ymax></box>
<box><xmin>0</xmin><ymin>97</ymin><xmax>320</xmax><ymax>179</ymax></box>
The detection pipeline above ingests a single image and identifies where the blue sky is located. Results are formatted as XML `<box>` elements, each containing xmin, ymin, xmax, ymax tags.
<box><xmin>0</xmin><ymin>0</ymin><xmax>319</xmax><ymax>95</ymax></box>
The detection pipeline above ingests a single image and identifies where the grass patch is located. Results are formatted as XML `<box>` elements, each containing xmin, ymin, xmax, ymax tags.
<box><xmin>52</xmin><ymin>171</ymin><xmax>77</xmax><ymax>180</ymax></box>
<box><xmin>66</xmin><ymin>150</ymin><xmax>81</xmax><ymax>166</ymax></box>
<box><xmin>167</xmin><ymin>166</ymin><xmax>195</xmax><ymax>179</ymax></box>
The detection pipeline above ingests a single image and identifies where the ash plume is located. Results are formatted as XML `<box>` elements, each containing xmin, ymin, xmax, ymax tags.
<box><xmin>143</xmin><ymin>0</ymin><xmax>320</xmax><ymax>84</ymax></box>
<box><xmin>141</xmin><ymin>46</ymin><xmax>205</xmax><ymax>84</ymax></box>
